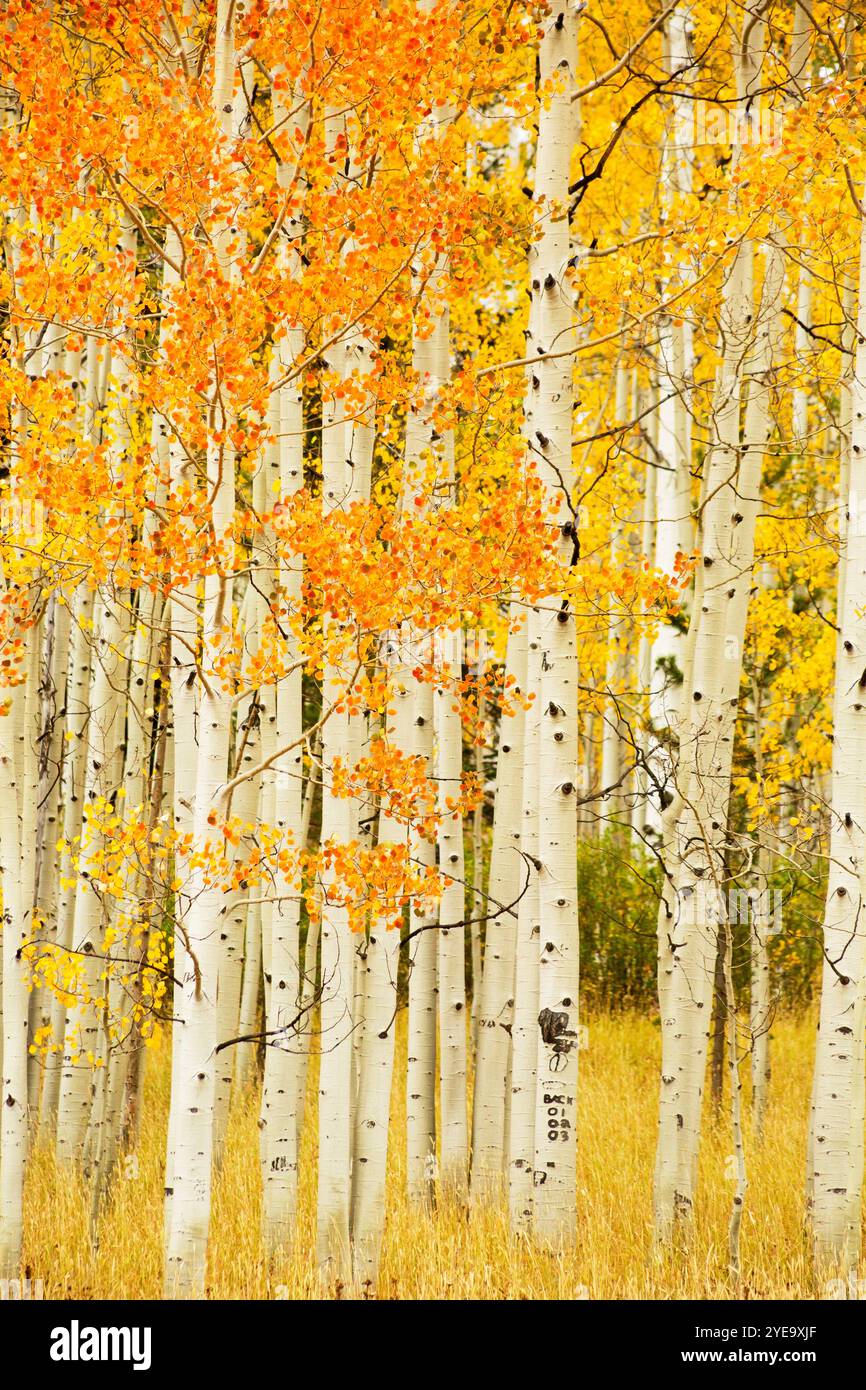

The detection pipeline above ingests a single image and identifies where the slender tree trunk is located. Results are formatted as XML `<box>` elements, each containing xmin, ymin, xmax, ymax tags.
<box><xmin>508</xmin><ymin>610</ymin><xmax>541</xmax><ymax>1231</ymax></box>
<box><xmin>653</xmin><ymin>11</ymin><xmax>772</xmax><ymax>1245</ymax></box>
<box><xmin>315</xmin><ymin>140</ymin><xmax>356</xmax><ymax>1273</ymax></box>
<box><xmin>436</xmin><ymin>623</ymin><xmax>468</xmax><ymax>1199</ymax></box>
<box><xmin>261</xmin><ymin>165</ymin><xmax>308</xmax><ymax>1248</ymax></box>
<box><xmin>471</xmin><ymin>614</ymin><xmax>526</xmax><ymax>1202</ymax></box>
<box><xmin>351</xmin><ymin>653</ymin><xmax>409</xmax><ymax>1282</ymax></box>
<box><xmin>164</xmin><ymin>0</ymin><xmax>237</xmax><ymax>1297</ymax></box>
<box><xmin>810</xmin><ymin>173</ymin><xmax>866</xmax><ymax>1274</ymax></box>
<box><xmin>0</xmin><ymin>658</ymin><xmax>29</xmax><ymax>1276</ymax></box>
<box><xmin>530</xmin><ymin>3</ymin><xmax>580</xmax><ymax>1246</ymax></box>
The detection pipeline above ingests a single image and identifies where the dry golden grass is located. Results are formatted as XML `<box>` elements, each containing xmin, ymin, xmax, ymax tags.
<box><xmin>22</xmin><ymin>1009</ymin><xmax>849</xmax><ymax>1299</ymax></box>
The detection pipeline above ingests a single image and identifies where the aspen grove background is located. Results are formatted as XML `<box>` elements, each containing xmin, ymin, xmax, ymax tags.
<box><xmin>1</xmin><ymin>0</ymin><xmax>865</xmax><ymax>1301</ymax></box>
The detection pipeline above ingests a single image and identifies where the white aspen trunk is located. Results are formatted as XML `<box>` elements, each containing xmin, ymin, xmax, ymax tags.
<box><xmin>163</xmin><ymin>390</ymin><xmax>197</xmax><ymax>1247</ymax></box>
<box><xmin>315</xmin><ymin>652</ymin><xmax>355</xmax><ymax>1283</ymax></box>
<box><xmin>164</xmin><ymin>1</ymin><xmax>237</xmax><ymax>1296</ymax></box>
<box><xmin>792</xmin><ymin>263</ymin><xmax>812</xmax><ymax>447</ymax></box>
<box><xmin>219</xmin><ymin>601</ymin><xmax>261</xmax><ymax>1143</ymax></box>
<box><xmin>750</xmin><ymin>839</ymin><xmax>772</xmax><ymax>1136</ymax></box>
<box><xmin>653</xmin><ymin>14</ymin><xmax>773</xmax><ymax>1242</ymax></box>
<box><xmin>124</xmin><ymin>649</ymin><xmax>169</xmax><ymax>1151</ymax></box>
<box><xmin>261</xmin><ymin>153</ymin><xmax>308</xmax><ymax>1246</ymax></box>
<box><xmin>405</xmin><ymin>643</ymin><xmax>438</xmax><ymax>1205</ymax></box>
<box><xmin>59</xmin><ymin>194</ymin><xmax>137</xmax><ymax>1166</ymax></box>
<box><xmin>0</xmin><ymin>122</ymin><xmax>35</xmax><ymax>1266</ymax></box>
<box><xmin>725</xmin><ymin>239</ymin><xmax>786</xmax><ymax>1136</ymax></box>
<box><xmin>30</xmin><ymin>602</ymin><xmax>65</xmax><ymax>1120</ymax></box>
<box><xmin>631</xmin><ymin>407</ymin><xmax>657</xmax><ymax>842</ymax></box>
<box><xmin>529</xmin><ymin>3</ymin><xmax>580</xmax><ymax>1246</ymax></box>
<box><xmin>469</xmin><ymin>629</ymin><xmax>486</xmax><ymax>1039</ymax></box>
<box><xmin>598</xmin><ymin>363</ymin><xmax>630</xmax><ymax>832</ymax></box>
<box><xmin>646</xmin><ymin>5</ymin><xmax>695</xmax><ymax>838</ymax></box>
<box><xmin>807</xmin><ymin>265</ymin><xmax>856</xmax><ymax>1213</ymax></box>
<box><xmin>213</xmin><ymin>619</ymin><xmax>259</xmax><ymax>1164</ymax></box>
<box><xmin>400</xmin><ymin>319</ymin><xmax>438</xmax><ymax>1211</ymax></box>
<box><xmin>315</xmin><ymin>112</ymin><xmax>356</xmax><ymax>1270</ymax></box>
<box><xmin>33</xmin><ymin>595</ymin><xmax>70</xmax><ymax>1134</ymax></box>
<box><xmin>436</xmin><ymin>623</ymin><xmax>468</xmax><ymax>1199</ymax></box>
<box><xmin>92</xmin><ymin>604</ymin><xmax>151</xmax><ymax>1191</ymax></box>
<box><xmin>350</xmin><ymin>918</ymin><xmax>400</xmax><ymax>1282</ymax></box>
<box><xmin>129</xmin><ymin>118</ymin><xmax>189</xmax><ymax>1251</ymax></box>
<box><xmin>810</xmin><ymin>175</ymin><xmax>866</xmax><ymax>1273</ymax></box>
<box><xmin>164</xmin><ymin>440</ymin><xmax>234</xmax><ymax>1295</ymax></box>
<box><xmin>41</xmin><ymin>582</ymin><xmax>95</xmax><ymax>1138</ymax></box>
<box><xmin>21</xmin><ymin>634</ymin><xmax>42</xmax><ymax>1119</ymax></box>
<box><xmin>342</xmin><ymin>217</ymin><xmax>377</xmax><ymax>1107</ymax></box>
<box><xmin>650</xmin><ymin>8</ymin><xmax>772</xmax><ymax>1251</ymax></box>
<box><xmin>235</xmin><ymin>901</ymin><xmax>262</xmax><ymax>1089</ymax></box>
<box><xmin>254</xmin><ymin>483</ymin><xmax>278</xmax><ymax>1100</ymax></box>
<box><xmin>0</xmin><ymin>666</ymin><xmax>28</xmax><ymax>1277</ymax></box>
<box><xmin>296</xmin><ymin>906</ymin><xmax>319</xmax><ymax>1139</ymax></box>
<box><xmin>350</xmin><ymin>654</ymin><xmax>410</xmax><ymax>1282</ymax></box>
<box><xmin>471</xmin><ymin>614</ymin><xmax>526</xmax><ymax>1202</ymax></box>
<box><xmin>508</xmin><ymin>610</ymin><xmax>542</xmax><ymax>1231</ymax></box>
<box><xmin>724</xmin><ymin>919</ymin><xmax>747</xmax><ymax>1281</ymax></box>
<box><xmin>652</xmin><ymin>249</ymin><xmax>751</xmax><ymax>1239</ymax></box>
<box><xmin>56</xmin><ymin>585</ymin><xmax>126</xmax><ymax>1163</ymax></box>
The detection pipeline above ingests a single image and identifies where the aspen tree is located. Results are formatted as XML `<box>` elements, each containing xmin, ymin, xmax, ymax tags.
<box><xmin>261</xmin><ymin>58</ymin><xmax>310</xmax><ymax>1240</ymax></box>
<box><xmin>810</xmin><ymin>173</ymin><xmax>866</xmax><ymax>1271</ymax></box>
<box><xmin>351</xmin><ymin>645</ymin><xmax>407</xmax><ymax>1282</ymax></box>
<box><xmin>436</xmin><ymin>619</ymin><xmax>468</xmax><ymax>1199</ymax></box>
<box><xmin>32</xmin><ymin>591</ymin><xmax>71</xmax><ymax>1131</ymax></box>
<box><xmin>163</xmin><ymin>228</ymin><xmax>197</xmax><ymax>1246</ymax></box>
<box><xmin>508</xmin><ymin>608</ymin><xmax>542</xmax><ymax>1231</ymax></box>
<box><xmin>165</xmin><ymin>0</ymin><xmax>237</xmax><ymax>1297</ymax></box>
<box><xmin>530</xmin><ymin>1</ymin><xmax>580</xmax><ymax>1244</ymax></box>
<box><xmin>41</xmin><ymin>581</ymin><xmax>95</xmax><ymax>1138</ymax></box>
<box><xmin>57</xmin><ymin>372</ymin><xmax>130</xmax><ymax>1162</ymax></box>
<box><xmin>653</xmin><ymin>5</ymin><xmax>775</xmax><ymax>1243</ymax></box>
<box><xmin>0</xmin><ymin>597</ymin><xmax>30</xmax><ymax>1276</ymax></box>
<box><xmin>402</xmin><ymin>24</ymin><xmax>443</xmax><ymax>1205</ymax></box>
<box><xmin>468</xmin><ymin>629</ymin><xmax>486</xmax><ymax>1039</ymax></box>
<box><xmin>646</xmin><ymin>3</ymin><xmax>695</xmax><ymax>836</ymax></box>
<box><xmin>315</xmin><ymin>112</ymin><xmax>356</xmax><ymax>1283</ymax></box>
<box><xmin>598</xmin><ymin>364</ymin><xmax>632</xmax><ymax>832</ymax></box>
<box><xmin>471</xmin><ymin>612</ymin><xmax>526</xmax><ymax>1202</ymax></box>
<box><xmin>213</xmin><ymin>591</ymin><xmax>259</xmax><ymax>1164</ymax></box>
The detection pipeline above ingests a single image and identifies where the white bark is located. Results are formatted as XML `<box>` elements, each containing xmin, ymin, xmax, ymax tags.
<box><xmin>646</xmin><ymin>5</ymin><xmax>695</xmax><ymax>836</ymax></box>
<box><xmin>164</xmin><ymin>0</ymin><xmax>237</xmax><ymax>1296</ymax></box>
<box><xmin>405</xmin><ymin>645</ymin><xmax>437</xmax><ymax>1205</ymax></box>
<box><xmin>435</xmin><ymin>623</ymin><xmax>468</xmax><ymax>1199</ymax></box>
<box><xmin>508</xmin><ymin>610</ymin><xmax>542</xmax><ymax>1231</ymax></box>
<box><xmin>471</xmin><ymin>614</ymin><xmax>526</xmax><ymax>1201</ymax></box>
<box><xmin>653</xmin><ymin>12</ymin><xmax>774</xmax><ymax>1241</ymax></box>
<box><xmin>530</xmin><ymin>3</ymin><xmax>580</xmax><ymax>1246</ymax></box>
<box><xmin>261</xmin><ymin>196</ymin><xmax>308</xmax><ymax>1250</ymax></box>
<box><xmin>350</xmin><ymin>657</ymin><xmax>408</xmax><ymax>1282</ymax></box>
<box><xmin>0</xmin><ymin>663</ymin><xmax>29</xmax><ymax>1276</ymax></box>
<box><xmin>56</xmin><ymin>585</ymin><xmax>127</xmax><ymax>1163</ymax></box>
<box><xmin>315</xmin><ymin>148</ymin><xmax>356</xmax><ymax>1271</ymax></box>
<box><xmin>810</xmin><ymin>175</ymin><xmax>866</xmax><ymax>1272</ymax></box>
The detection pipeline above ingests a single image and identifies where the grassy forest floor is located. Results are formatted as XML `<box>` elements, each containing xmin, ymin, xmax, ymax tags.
<box><xmin>23</xmin><ymin>1010</ymin><xmax>845</xmax><ymax>1299</ymax></box>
